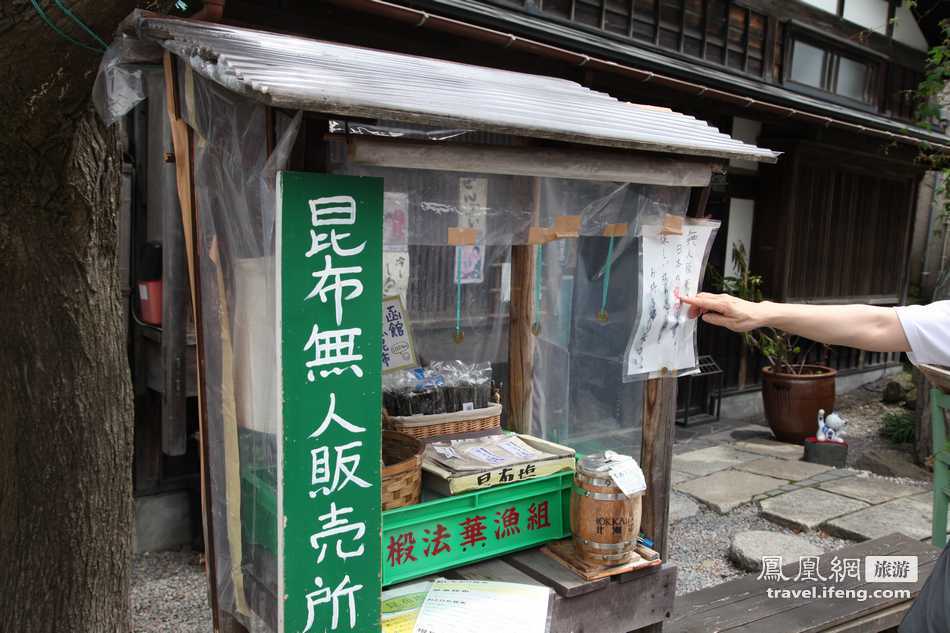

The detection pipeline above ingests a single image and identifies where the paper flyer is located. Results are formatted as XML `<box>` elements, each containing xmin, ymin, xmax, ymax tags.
<box><xmin>412</xmin><ymin>579</ymin><xmax>552</xmax><ymax>633</ymax></box>
<box><xmin>381</xmin><ymin>580</ymin><xmax>432</xmax><ymax>633</ymax></box>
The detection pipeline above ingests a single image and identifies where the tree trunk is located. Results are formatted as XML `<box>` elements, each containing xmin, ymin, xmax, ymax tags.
<box><xmin>0</xmin><ymin>3</ymin><xmax>139</xmax><ymax>631</ymax></box>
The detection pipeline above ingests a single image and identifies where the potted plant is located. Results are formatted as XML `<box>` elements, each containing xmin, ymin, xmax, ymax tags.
<box><xmin>750</xmin><ymin>329</ymin><xmax>836</xmax><ymax>444</ymax></box>
<box><xmin>711</xmin><ymin>244</ymin><xmax>836</xmax><ymax>443</ymax></box>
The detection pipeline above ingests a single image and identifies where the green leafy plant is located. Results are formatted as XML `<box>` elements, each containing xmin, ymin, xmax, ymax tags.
<box><xmin>709</xmin><ymin>243</ymin><xmax>814</xmax><ymax>375</ymax></box>
<box><xmin>915</xmin><ymin>18</ymin><xmax>950</xmax><ymax>229</ymax></box>
<box><xmin>881</xmin><ymin>412</ymin><xmax>916</xmax><ymax>445</ymax></box>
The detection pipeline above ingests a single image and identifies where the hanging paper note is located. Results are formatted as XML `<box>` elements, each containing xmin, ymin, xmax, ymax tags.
<box><xmin>624</xmin><ymin>219</ymin><xmax>719</xmax><ymax>378</ymax></box>
<box><xmin>382</xmin><ymin>295</ymin><xmax>417</xmax><ymax>372</ymax></box>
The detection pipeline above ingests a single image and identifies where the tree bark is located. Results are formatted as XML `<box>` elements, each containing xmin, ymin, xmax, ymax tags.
<box><xmin>0</xmin><ymin>2</ymin><xmax>140</xmax><ymax>631</ymax></box>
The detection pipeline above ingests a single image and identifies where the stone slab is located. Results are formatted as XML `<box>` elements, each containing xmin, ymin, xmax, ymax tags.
<box><xmin>818</xmin><ymin>475</ymin><xmax>924</xmax><ymax>505</ymax></box>
<box><xmin>729</xmin><ymin>530</ymin><xmax>823</xmax><ymax>572</ymax></box>
<box><xmin>675</xmin><ymin>470</ymin><xmax>786</xmax><ymax>514</ymax></box>
<box><xmin>853</xmin><ymin>448</ymin><xmax>931</xmax><ymax>481</ymax></box>
<box><xmin>823</xmin><ymin>492</ymin><xmax>948</xmax><ymax>541</ymax></box>
<box><xmin>735</xmin><ymin>457</ymin><xmax>832</xmax><ymax>482</ymax></box>
<box><xmin>670</xmin><ymin>492</ymin><xmax>701</xmax><ymax>523</ymax></box>
<box><xmin>134</xmin><ymin>491</ymin><xmax>192</xmax><ymax>553</ymax></box>
<box><xmin>671</xmin><ymin>445</ymin><xmax>762</xmax><ymax>477</ymax></box>
<box><xmin>671</xmin><ymin>470</ymin><xmax>697</xmax><ymax>484</ymax></box>
<box><xmin>733</xmin><ymin>438</ymin><xmax>805</xmax><ymax>461</ymax></box>
<box><xmin>760</xmin><ymin>488</ymin><xmax>869</xmax><ymax>531</ymax></box>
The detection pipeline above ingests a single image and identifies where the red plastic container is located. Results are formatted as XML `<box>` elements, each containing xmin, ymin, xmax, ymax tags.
<box><xmin>138</xmin><ymin>280</ymin><xmax>163</xmax><ymax>326</ymax></box>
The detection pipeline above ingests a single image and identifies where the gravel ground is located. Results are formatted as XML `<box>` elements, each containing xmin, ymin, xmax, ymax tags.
<box><xmin>132</xmin><ymin>549</ymin><xmax>211</xmax><ymax>633</ymax></box>
<box><xmin>668</xmin><ymin>504</ymin><xmax>854</xmax><ymax>594</ymax></box>
<box><xmin>833</xmin><ymin>372</ymin><xmax>918</xmax><ymax>469</ymax></box>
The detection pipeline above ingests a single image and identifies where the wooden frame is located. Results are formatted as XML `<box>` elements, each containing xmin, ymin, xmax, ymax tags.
<box><xmin>781</xmin><ymin>23</ymin><xmax>883</xmax><ymax>112</ymax></box>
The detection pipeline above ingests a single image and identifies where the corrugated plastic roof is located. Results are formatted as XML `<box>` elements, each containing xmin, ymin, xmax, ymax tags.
<box><xmin>136</xmin><ymin>15</ymin><xmax>779</xmax><ymax>163</ymax></box>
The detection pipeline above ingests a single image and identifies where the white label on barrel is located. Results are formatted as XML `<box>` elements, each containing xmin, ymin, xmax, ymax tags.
<box><xmin>609</xmin><ymin>461</ymin><xmax>646</xmax><ymax>496</ymax></box>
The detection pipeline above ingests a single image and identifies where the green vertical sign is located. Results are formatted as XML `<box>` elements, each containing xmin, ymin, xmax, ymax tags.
<box><xmin>277</xmin><ymin>171</ymin><xmax>383</xmax><ymax>633</ymax></box>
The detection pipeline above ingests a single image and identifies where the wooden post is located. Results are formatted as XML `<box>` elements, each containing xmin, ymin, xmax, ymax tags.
<box><xmin>161</xmin><ymin>151</ymin><xmax>188</xmax><ymax>457</ymax></box>
<box><xmin>639</xmin><ymin>377</ymin><xmax>678</xmax><ymax>559</ymax></box>
<box><xmin>507</xmin><ymin>179</ymin><xmax>541</xmax><ymax>433</ymax></box>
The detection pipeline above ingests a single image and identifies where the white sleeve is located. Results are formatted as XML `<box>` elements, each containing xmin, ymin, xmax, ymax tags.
<box><xmin>895</xmin><ymin>300</ymin><xmax>950</xmax><ymax>367</ymax></box>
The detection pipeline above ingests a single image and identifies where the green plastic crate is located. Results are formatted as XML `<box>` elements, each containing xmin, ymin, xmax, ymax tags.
<box><xmin>241</xmin><ymin>466</ymin><xmax>278</xmax><ymax>555</ymax></box>
<box><xmin>240</xmin><ymin>467</ymin><xmax>573</xmax><ymax>587</ymax></box>
<box><xmin>381</xmin><ymin>470</ymin><xmax>572</xmax><ymax>586</ymax></box>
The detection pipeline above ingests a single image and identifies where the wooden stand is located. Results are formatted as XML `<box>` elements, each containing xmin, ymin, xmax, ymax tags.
<box><xmin>542</xmin><ymin>539</ymin><xmax>662</xmax><ymax>581</ymax></box>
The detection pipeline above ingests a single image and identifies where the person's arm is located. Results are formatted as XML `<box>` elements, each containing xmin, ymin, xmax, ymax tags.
<box><xmin>680</xmin><ymin>293</ymin><xmax>911</xmax><ymax>353</ymax></box>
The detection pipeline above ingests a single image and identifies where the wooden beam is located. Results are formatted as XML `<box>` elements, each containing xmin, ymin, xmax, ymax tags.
<box><xmin>161</xmin><ymin>145</ymin><xmax>188</xmax><ymax>457</ymax></box>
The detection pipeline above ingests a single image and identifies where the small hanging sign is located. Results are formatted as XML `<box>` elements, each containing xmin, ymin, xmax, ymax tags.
<box><xmin>382</xmin><ymin>295</ymin><xmax>417</xmax><ymax>372</ymax></box>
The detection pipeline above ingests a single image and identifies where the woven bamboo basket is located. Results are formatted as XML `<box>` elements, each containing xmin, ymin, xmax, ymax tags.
<box><xmin>384</xmin><ymin>403</ymin><xmax>502</xmax><ymax>440</ymax></box>
<box><xmin>382</xmin><ymin>430</ymin><xmax>424</xmax><ymax>511</ymax></box>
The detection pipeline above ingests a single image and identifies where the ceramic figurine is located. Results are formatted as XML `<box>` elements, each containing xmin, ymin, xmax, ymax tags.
<box><xmin>816</xmin><ymin>408</ymin><xmax>826</xmax><ymax>442</ymax></box>
<box><xmin>823</xmin><ymin>412</ymin><xmax>846</xmax><ymax>443</ymax></box>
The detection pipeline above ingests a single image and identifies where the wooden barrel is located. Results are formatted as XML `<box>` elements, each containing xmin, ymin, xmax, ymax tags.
<box><xmin>570</xmin><ymin>454</ymin><xmax>642</xmax><ymax>566</ymax></box>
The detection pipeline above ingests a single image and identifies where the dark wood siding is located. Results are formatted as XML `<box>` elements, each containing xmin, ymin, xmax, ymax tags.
<box><xmin>753</xmin><ymin>141</ymin><xmax>919</xmax><ymax>305</ymax></box>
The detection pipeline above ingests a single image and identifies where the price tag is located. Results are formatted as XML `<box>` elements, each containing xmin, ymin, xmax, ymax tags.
<box><xmin>434</xmin><ymin>445</ymin><xmax>460</xmax><ymax>459</ymax></box>
<box><xmin>609</xmin><ymin>460</ymin><xmax>646</xmax><ymax>497</ymax></box>
<box><xmin>497</xmin><ymin>440</ymin><xmax>537</xmax><ymax>460</ymax></box>
<box><xmin>462</xmin><ymin>402</ymin><xmax>475</xmax><ymax>411</ymax></box>
<box><xmin>466</xmin><ymin>446</ymin><xmax>507</xmax><ymax>466</ymax></box>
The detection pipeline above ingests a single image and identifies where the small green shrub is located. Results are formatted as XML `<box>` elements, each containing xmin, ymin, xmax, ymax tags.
<box><xmin>881</xmin><ymin>412</ymin><xmax>915</xmax><ymax>445</ymax></box>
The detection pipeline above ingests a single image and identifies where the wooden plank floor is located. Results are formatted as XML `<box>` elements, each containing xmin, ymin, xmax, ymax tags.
<box><xmin>668</xmin><ymin>533</ymin><xmax>941</xmax><ymax>633</ymax></box>
<box><xmin>446</xmin><ymin>551</ymin><xmax>677</xmax><ymax>632</ymax></box>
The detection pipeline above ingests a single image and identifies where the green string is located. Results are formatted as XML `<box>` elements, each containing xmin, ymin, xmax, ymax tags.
<box><xmin>533</xmin><ymin>244</ymin><xmax>543</xmax><ymax>331</ymax></box>
<box><xmin>600</xmin><ymin>236</ymin><xmax>615</xmax><ymax>315</ymax></box>
<box><xmin>455</xmin><ymin>246</ymin><xmax>463</xmax><ymax>338</ymax></box>
<box><xmin>52</xmin><ymin>0</ymin><xmax>109</xmax><ymax>50</ymax></box>
<box><xmin>30</xmin><ymin>0</ymin><xmax>108</xmax><ymax>53</ymax></box>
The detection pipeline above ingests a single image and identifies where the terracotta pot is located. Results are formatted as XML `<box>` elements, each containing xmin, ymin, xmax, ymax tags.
<box><xmin>761</xmin><ymin>365</ymin><xmax>836</xmax><ymax>444</ymax></box>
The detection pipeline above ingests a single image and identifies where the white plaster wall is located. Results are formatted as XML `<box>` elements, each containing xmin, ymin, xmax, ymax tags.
<box><xmin>725</xmin><ymin>198</ymin><xmax>755</xmax><ymax>279</ymax></box>
<box><xmin>842</xmin><ymin>0</ymin><xmax>890</xmax><ymax>35</ymax></box>
<box><xmin>892</xmin><ymin>4</ymin><xmax>928</xmax><ymax>51</ymax></box>
<box><xmin>729</xmin><ymin>117</ymin><xmax>763</xmax><ymax>173</ymax></box>
<box><xmin>798</xmin><ymin>0</ymin><xmax>838</xmax><ymax>15</ymax></box>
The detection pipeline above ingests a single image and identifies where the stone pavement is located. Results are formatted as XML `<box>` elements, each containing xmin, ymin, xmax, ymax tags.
<box><xmin>671</xmin><ymin>424</ymin><xmax>944</xmax><ymax>542</ymax></box>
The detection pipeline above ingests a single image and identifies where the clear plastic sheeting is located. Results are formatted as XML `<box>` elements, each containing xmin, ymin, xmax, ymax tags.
<box><xmin>92</xmin><ymin>31</ymin><xmax>162</xmax><ymax>126</ymax></box>
<box><xmin>335</xmin><ymin>159</ymin><xmax>693</xmax><ymax>452</ymax></box>
<box><xmin>187</xmin><ymin>71</ymin><xmax>296</xmax><ymax>632</ymax></box>
<box><xmin>328</xmin><ymin>119</ymin><xmax>472</xmax><ymax>141</ymax></box>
